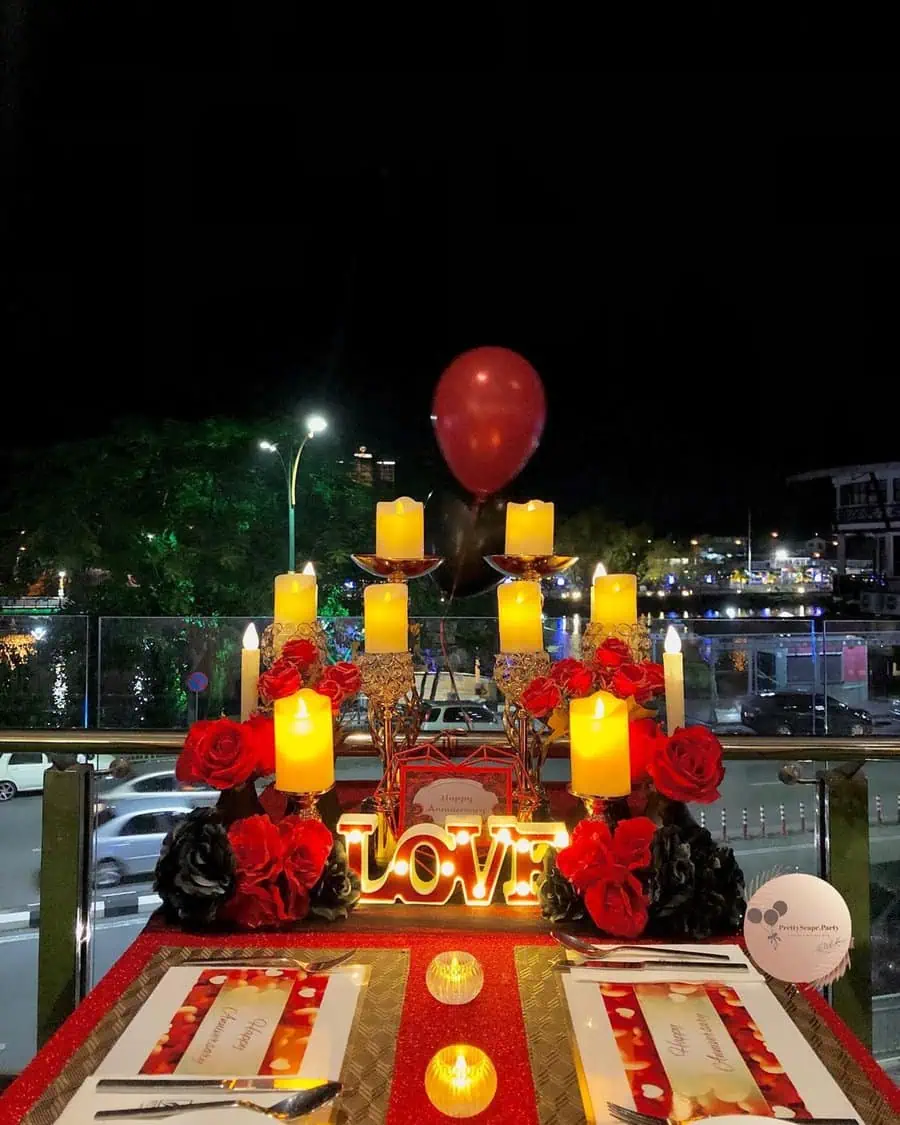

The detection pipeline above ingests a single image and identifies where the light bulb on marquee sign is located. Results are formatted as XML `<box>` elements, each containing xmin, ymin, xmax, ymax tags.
<box><xmin>336</xmin><ymin>814</ymin><xmax>568</xmax><ymax>907</ymax></box>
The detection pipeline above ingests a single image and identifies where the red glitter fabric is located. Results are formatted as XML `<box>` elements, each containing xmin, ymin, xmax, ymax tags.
<box><xmin>1</xmin><ymin>926</ymin><xmax>897</xmax><ymax>1121</ymax></box>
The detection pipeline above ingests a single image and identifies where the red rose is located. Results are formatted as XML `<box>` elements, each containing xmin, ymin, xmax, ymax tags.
<box><xmin>583</xmin><ymin>868</ymin><xmax>649</xmax><ymax>937</ymax></box>
<box><xmin>556</xmin><ymin>818</ymin><xmax>614</xmax><ymax>891</ymax></box>
<box><xmin>520</xmin><ymin>676</ymin><xmax>563</xmax><ymax>719</ymax></box>
<box><xmin>176</xmin><ymin>717</ymin><xmax>257</xmax><ymax>789</ymax></box>
<box><xmin>611</xmin><ymin>660</ymin><xmax>665</xmax><ymax>704</ymax></box>
<box><xmin>610</xmin><ymin>815</ymin><xmax>655</xmax><ymax>869</ymax></box>
<box><xmin>279</xmin><ymin>816</ymin><xmax>333</xmax><ymax>890</ymax></box>
<box><xmin>258</xmin><ymin>657</ymin><xmax>303</xmax><ymax>703</ymax></box>
<box><xmin>222</xmin><ymin>881</ymin><xmax>286</xmax><ymax>929</ymax></box>
<box><xmin>281</xmin><ymin>880</ymin><xmax>311</xmax><ymax>923</ymax></box>
<box><xmin>282</xmin><ymin>638</ymin><xmax>318</xmax><ymax>671</ymax></box>
<box><xmin>227</xmin><ymin>814</ymin><xmax>283</xmax><ymax>883</ymax></box>
<box><xmin>629</xmin><ymin>717</ymin><xmax>669</xmax><ymax>785</ymax></box>
<box><xmin>316</xmin><ymin>677</ymin><xmax>344</xmax><ymax>714</ymax></box>
<box><xmin>550</xmin><ymin>658</ymin><xmax>595</xmax><ymax>697</ymax></box>
<box><xmin>324</xmin><ymin>661</ymin><xmax>361</xmax><ymax>694</ymax></box>
<box><xmin>594</xmin><ymin>637</ymin><xmax>631</xmax><ymax>669</ymax></box>
<box><xmin>647</xmin><ymin>724</ymin><xmax>725</xmax><ymax>804</ymax></box>
<box><xmin>242</xmin><ymin>714</ymin><xmax>275</xmax><ymax>775</ymax></box>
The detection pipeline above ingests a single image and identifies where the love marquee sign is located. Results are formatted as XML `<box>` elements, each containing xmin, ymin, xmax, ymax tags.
<box><xmin>336</xmin><ymin>814</ymin><xmax>569</xmax><ymax>907</ymax></box>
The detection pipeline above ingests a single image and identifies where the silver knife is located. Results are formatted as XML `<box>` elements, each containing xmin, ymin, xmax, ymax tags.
<box><xmin>96</xmin><ymin>1078</ymin><xmax>327</xmax><ymax>1093</ymax></box>
<box><xmin>555</xmin><ymin>958</ymin><xmax>749</xmax><ymax>973</ymax></box>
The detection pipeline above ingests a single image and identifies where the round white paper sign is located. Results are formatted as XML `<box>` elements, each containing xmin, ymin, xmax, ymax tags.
<box><xmin>743</xmin><ymin>872</ymin><xmax>851</xmax><ymax>983</ymax></box>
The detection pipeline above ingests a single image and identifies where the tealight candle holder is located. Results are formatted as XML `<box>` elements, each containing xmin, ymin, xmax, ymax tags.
<box><xmin>424</xmin><ymin>1044</ymin><xmax>498</xmax><ymax>1119</ymax></box>
<box><xmin>426</xmin><ymin>950</ymin><xmax>484</xmax><ymax>1006</ymax></box>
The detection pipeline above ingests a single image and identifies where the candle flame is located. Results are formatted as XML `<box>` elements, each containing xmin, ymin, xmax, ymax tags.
<box><xmin>450</xmin><ymin>955</ymin><xmax>460</xmax><ymax>973</ymax></box>
<box><xmin>664</xmin><ymin>625</ymin><xmax>682</xmax><ymax>654</ymax></box>
<box><xmin>592</xmin><ymin>695</ymin><xmax>606</xmax><ymax>719</ymax></box>
<box><xmin>294</xmin><ymin>695</ymin><xmax>310</xmax><ymax>719</ymax></box>
<box><xmin>301</xmin><ymin>561</ymin><xmax>316</xmax><ymax>576</ymax></box>
<box><xmin>242</xmin><ymin>623</ymin><xmax>259</xmax><ymax>650</ymax></box>
<box><xmin>451</xmin><ymin>1054</ymin><xmax>469</xmax><ymax>1088</ymax></box>
<box><xmin>394</xmin><ymin>496</ymin><xmax>416</xmax><ymax>513</ymax></box>
<box><xmin>593</xmin><ymin>562</ymin><xmax>607</xmax><ymax>579</ymax></box>
<box><xmin>526</xmin><ymin>500</ymin><xmax>537</xmax><ymax>511</ymax></box>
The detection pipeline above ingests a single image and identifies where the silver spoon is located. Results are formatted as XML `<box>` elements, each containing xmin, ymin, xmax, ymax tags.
<box><xmin>94</xmin><ymin>1081</ymin><xmax>343</xmax><ymax>1120</ymax></box>
<box><xmin>181</xmin><ymin>950</ymin><xmax>357</xmax><ymax>974</ymax></box>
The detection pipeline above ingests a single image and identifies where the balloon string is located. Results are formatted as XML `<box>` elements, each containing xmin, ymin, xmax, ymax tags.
<box><xmin>438</xmin><ymin>494</ymin><xmax>485</xmax><ymax>731</ymax></box>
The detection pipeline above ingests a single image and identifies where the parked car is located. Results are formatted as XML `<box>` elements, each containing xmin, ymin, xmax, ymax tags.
<box><xmin>0</xmin><ymin>751</ymin><xmax>117</xmax><ymax>802</ymax></box>
<box><xmin>740</xmin><ymin>692</ymin><xmax>872</xmax><ymax>736</ymax></box>
<box><xmin>93</xmin><ymin>804</ymin><xmax>192</xmax><ymax>888</ymax></box>
<box><xmin>93</xmin><ymin>761</ymin><xmax>217</xmax><ymax>817</ymax></box>
<box><xmin>420</xmin><ymin>700</ymin><xmax>504</xmax><ymax>734</ymax></box>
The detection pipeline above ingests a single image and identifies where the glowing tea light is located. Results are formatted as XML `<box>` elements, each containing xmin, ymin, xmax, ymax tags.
<box><xmin>425</xmin><ymin>1044</ymin><xmax>497</xmax><ymax>1117</ymax></box>
<box><xmin>240</xmin><ymin>623</ymin><xmax>260</xmax><ymax>722</ymax></box>
<box><xmin>663</xmin><ymin>624</ymin><xmax>685</xmax><ymax>734</ymax></box>
<box><xmin>274</xmin><ymin>562</ymin><xmax>318</xmax><ymax>628</ymax></box>
<box><xmin>590</xmin><ymin>562</ymin><xmax>637</xmax><ymax>626</ymax></box>
<box><xmin>505</xmin><ymin>499</ymin><xmax>554</xmax><ymax>556</ymax></box>
<box><xmin>425</xmin><ymin>951</ymin><xmax>485</xmax><ymax>1006</ymax></box>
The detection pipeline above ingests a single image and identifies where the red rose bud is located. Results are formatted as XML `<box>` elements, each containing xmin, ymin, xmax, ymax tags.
<box><xmin>258</xmin><ymin>657</ymin><xmax>303</xmax><ymax>703</ymax></box>
<box><xmin>583</xmin><ymin>869</ymin><xmax>649</xmax><ymax>938</ymax></box>
<box><xmin>281</xmin><ymin>638</ymin><xmax>319</xmax><ymax>671</ymax></box>
<box><xmin>178</xmin><ymin>717</ymin><xmax>257</xmax><ymax>789</ymax></box>
<box><xmin>647</xmin><ymin>723</ymin><xmax>725</xmax><ymax>804</ymax></box>
<box><xmin>520</xmin><ymin>675</ymin><xmax>563</xmax><ymax>718</ymax></box>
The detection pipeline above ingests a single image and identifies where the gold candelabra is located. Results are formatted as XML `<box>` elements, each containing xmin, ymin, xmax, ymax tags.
<box><xmin>581</xmin><ymin>619</ymin><xmax>650</xmax><ymax>665</ymax></box>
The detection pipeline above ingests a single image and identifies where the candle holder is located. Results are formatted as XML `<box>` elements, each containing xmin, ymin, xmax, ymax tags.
<box><xmin>425</xmin><ymin>950</ymin><xmax>484</xmax><ymax>1005</ymax></box>
<box><xmin>351</xmin><ymin>554</ymin><xmax>444</xmax><ymax>583</ymax></box>
<box><xmin>494</xmin><ymin>652</ymin><xmax>551</xmax><ymax>821</ymax></box>
<box><xmin>581</xmin><ymin>619</ymin><xmax>650</xmax><ymax>665</ymax></box>
<box><xmin>279</xmin><ymin>784</ymin><xmax>335</xmax><ymax>821</ymax></box>
<box><xmin>261</xmin><ymin>619</ymin><xmax>329</xmax><ymax>667</ymax></box>
<box><xmin>484</xmin><ymin>553</ymin><xmax>578</xmax><ymax>582</ymax></box>
<box><xmin>566</xmin><ymin>784</ymin><xmax>610</xmax><ymax>821</ymax></box>
<box><xmin>424</xmin><ymin>1044</ymin><xmax>498</xmax><ymax>1119</ymax></box>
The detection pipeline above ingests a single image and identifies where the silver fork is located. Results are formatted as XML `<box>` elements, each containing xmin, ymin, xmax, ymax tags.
<box><xmin>552</xmin><ymin>931</ymin><xmax>732</xmax><ymax>961</ymax></box>
<box><xmin>181</xmin><ymin>950</ymin><xmax>357</xmax><ymax>974</ymax></box>
<box><xmin>608</xmin><ymin>1101</ymin><xmax>857</xmax><ymax>1125</ymax></box>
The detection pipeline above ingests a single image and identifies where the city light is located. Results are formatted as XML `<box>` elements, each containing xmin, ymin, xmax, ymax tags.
<box><xmin>259</xmin><ymin>439</ymin><xmax>277</xmax><ymax>451</ymax></box>
<box><xmin>770</xmin><ymin>531</ymin><xmax>779</xmax><ymax>538</ymax></box>
<box><xmin>305</xmin><ymin>414</ymin><xmax>328</xmax><ymax>436</ymax></box>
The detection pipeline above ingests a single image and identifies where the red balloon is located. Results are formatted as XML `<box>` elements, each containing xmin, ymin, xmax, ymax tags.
<box><xmin>432</xmin><ymin>347</ymin><xmax>546</xmax><ymax>497</ymax></box>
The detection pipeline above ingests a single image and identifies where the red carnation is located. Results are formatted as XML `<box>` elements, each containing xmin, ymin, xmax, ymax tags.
<box><xmin>242</xmin><ymin>713</ymin><xmax>275</xmax><ymax>775</ymax></box>
<box><xmin>227</xmin><ymin>814</ymin><xmax>283</xmax><ymax>884</ymax></box>
<box><xmin>221</xmin><ymin>881</ymin><xmax>287</xmax><ymax>929</ymax></box>
<box><xmin>520</xmin><ymin>676</ymin><xmax>563</xmax><ymax>719</ymax></box>
<box><xmin>258</xmin><ymin>657</ymin><xmax>303</xmax><ymax>703</ymax></box>
<box><xmin>279</xmin><ymin>816</ymin><xmax>333</xmax><ymax>890</ymax></box>
<box><xmin>583</xmin><ymin>869</ymin><xmax>649</xmax><ymax>938</ymax></box>
<box><xmin>648</xmin><ymin>724</ymin><xmax>725</xmax><ymax>804</ymax></box>
<box><xmin>629</xmin><ymin>717</ymin><xmax>669</xmax><ymax>785</ymax></box>
<box><xmin>176</xmin><ymin>717</ymin><xmax>257</xmax><ymax>789</ymax></box>
<box><xmin>282</xmin><ymin>638</ymin><xmax>318</xmax><ymax>672</ymax></box>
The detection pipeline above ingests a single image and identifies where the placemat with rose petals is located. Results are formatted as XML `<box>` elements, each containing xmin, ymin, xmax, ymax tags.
<box><xmin>514</xmin><ymin>945</ymin><xmax>898</xmax><ymax>1125</ymax></box>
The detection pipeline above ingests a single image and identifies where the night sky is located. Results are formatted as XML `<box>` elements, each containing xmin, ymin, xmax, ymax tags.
<box><xmin>5</xmin><ymin>63</ymin><xmax>900</xmax><ymax>538</ymax></box>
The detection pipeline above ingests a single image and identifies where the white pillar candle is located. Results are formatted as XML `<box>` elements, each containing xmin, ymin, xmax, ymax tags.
<box><xmin>663</xmin><ymin>625</ymin><xmax>685</xmax><ymax>734</ymax></box>
<box><xmin>240</xmin><ymin>623</ymin><xmax>260</xmax><ymax>721</ymax></box>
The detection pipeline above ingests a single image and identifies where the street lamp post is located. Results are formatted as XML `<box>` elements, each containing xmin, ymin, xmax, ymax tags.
<box><xmin>260</xmin><ymin>414</ymin><xmax>328</xmax><ymax>572</ymax></box>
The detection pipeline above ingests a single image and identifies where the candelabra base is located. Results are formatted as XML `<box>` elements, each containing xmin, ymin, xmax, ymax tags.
<box><xmin>279</xmin><ymin>786</ymin><xmax>335</xmax><ymax>820</ymax></box>
<box><xmin>485</xmin><ymin>554</ymin><xmax>579</xmax><ymax>581</ymax></box>
<box><xmin>351</xmin><ymin>554</ymin><xmax>443</xmax><ymax>583</ymax></box>
<box><xmin>581</xmin><ymin>620</ymin><xmax>650</xmax><ymax>665</ymax></box>
<box><xmin>566</xmin><ymin>785</ymin><xmax>611</xmax><ymax>821</ymax></box>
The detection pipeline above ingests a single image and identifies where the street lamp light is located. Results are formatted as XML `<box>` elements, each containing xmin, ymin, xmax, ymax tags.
<box><xmin>259</xmin><ymin>413</ymin><xmax>329</xmax><ymax>572</ymax></box>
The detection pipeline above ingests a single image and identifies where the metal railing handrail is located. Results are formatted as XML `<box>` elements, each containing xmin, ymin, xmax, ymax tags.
<box><xmin>2</xmin><ymin>729</ymin><xmax>900</xmax><ymax>761</ymax></box>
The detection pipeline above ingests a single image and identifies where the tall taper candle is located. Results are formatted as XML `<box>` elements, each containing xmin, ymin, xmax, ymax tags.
<box><xmin>663</xmin><ymin>625</ymin><xmax>685</xmax><ymax>734</ymax></box>
<box><xmin>240</xmin><ymin>623</ymin><xmax>260</xmax><ymax>721</ymax></box>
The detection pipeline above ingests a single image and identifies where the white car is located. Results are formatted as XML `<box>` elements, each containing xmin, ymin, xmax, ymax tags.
<box><xmin>0</xmin><ymin>751</ymin><xmax>117</xmax><ymax>802</ymax></box>
<box><xmin>420</xmin><ymin>701</ymin><xmax>504</xmax><ymax>734</ymax></box>
<box><xmin>93</xmin><ymin>804</ymin><xmax>192</xmax><ymax>888</ymax></box>
<box><xmin>93</xmin><ymin>761</ymin><xmax>217</xmax><ymax>816</ymax></box>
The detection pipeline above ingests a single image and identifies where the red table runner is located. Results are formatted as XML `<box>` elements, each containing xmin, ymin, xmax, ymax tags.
<box><xmin>3</xmin><ymin>926</ymin><xmax>898</xmax><ymax>1123</ymax></box>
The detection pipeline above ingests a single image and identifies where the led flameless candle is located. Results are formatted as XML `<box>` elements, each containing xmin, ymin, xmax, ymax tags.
<box><xmin>240</xmin><ymin>623</ymin><xmax>260</xmax><ymax>721</ymax></box>
<box><xmin>505</xmin><ymin>499</ymin><xmax>554</xmax><ymax>556</ymax></box>
<box><xmin>274</xmin><ymin>562</ymin><xmax>317</xmax><ymax>628</ymax></box>
<box><xmin>590</xmin><ymin>562</ymin><xmax>637</xmax><ymax>626</ymax></box>
<box><xmin>375</xmin><ymin>496</ymin><xmax>424</xmax><ymax>559</ymax></box>
<box><xmin>497</xmin><ymin>580</ymin><xmax>543</xmax><ymax>652</ymax></box>
<box><xmin>424</xmin><ymin>1045</ymin><xmax>498</xmax><ymax>1119</ymax></box>
<box><xmin>663</xmin><ymin>624</ymin><xmax>685</xmax><ymax>734</ymax></box>
<box><xmin>364</xmin><ymin>582</ymin><xmax>409</xmax><ymax>652</ymax></box>
<box><xmin>569</xmin><ymin>689</ymin><xmax>630</xmax><ymax>797</ymax></box>
<box><xmin>425</xmin><ymin>951</ymin><xmax>484</xmax><ymax>1005</ymax></box>
<box><xmin>274</xmin><ymin>688</ymin><xmax>334</xmax><ymax>794</ymax></box>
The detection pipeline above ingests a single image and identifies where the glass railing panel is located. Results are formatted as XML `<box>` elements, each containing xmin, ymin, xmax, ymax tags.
<box><xmin>822</xmin><ymin>619</ymin><xmax>900</xmax><ymax>738</ymax></box>
<box><xmin>867</xmin><ymin>756</ymin><xmax>900</xmax><ymax>1081</ymax></box>
<box><xmin>0</xmin><ymin>615</ymin><xmax>89</xmax><ymax>728</ymax></box>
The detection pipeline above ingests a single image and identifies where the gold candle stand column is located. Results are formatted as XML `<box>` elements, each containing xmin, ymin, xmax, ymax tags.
<box><xmin>581</xmin><ymin>619</ymin><xmax>650</xmax><ymax>665</ymax></box>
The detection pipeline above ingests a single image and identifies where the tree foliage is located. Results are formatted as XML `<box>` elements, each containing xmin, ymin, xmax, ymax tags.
<box><xmin>2</xmin><ymin>417</ymin><xmax>378</xmax><ymax>616</ymax></box>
